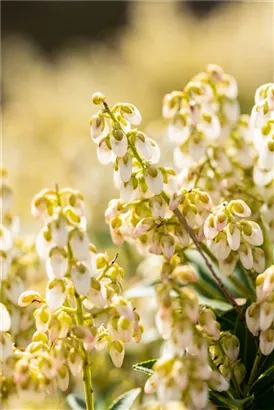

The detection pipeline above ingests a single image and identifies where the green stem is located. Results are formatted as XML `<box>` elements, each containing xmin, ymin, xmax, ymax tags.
<box><xmin>259</xmin><ymin>215</ymin><xmax>274</xmax><ymax>267</ymax></box>
<box><xmin>75</xmin><ymin>294</ymin><xmax>94</xmax><ymax>410</ymax></box>
<box><xmin>248</xmin><ymin>349</ymin><xmax>262</xmax><ymax>390</ymax></box>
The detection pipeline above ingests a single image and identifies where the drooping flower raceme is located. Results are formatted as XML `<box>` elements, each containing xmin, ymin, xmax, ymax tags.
<box><xmin>246</xmin><ymin>265</ymin><xmax>274</xmax><ymax>355</ymax></box>
<box><xmin>12</xmin><ymin>187</ymin><xmax>142</xmax><ymax>397</ymax></box>
<box><xmin>0</xmin><ymin>168</ymin><xmax>38</xmax><ymax>347</ymax></box>
<box><xmin>204</xmin><ymin>199</ymin><xmax>265</xmax><ymax>275</ymax></box>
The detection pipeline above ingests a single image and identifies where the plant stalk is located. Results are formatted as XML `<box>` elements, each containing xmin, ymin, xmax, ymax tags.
<box><xmin>75</xmin><ymin>294</ymin><xmax>94</xmax><ymax>410</ymax></box>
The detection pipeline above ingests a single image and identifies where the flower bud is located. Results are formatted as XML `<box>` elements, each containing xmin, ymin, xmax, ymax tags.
<box><xmin>221</xmin><ymin>334</ymin><xmax>239</xmax><ymax>361</ymax></box>
<box><xmin>18</xmin><ymin>291</ymin><xmax>42</xmax><ymax>307</ymax></box>
<box><xmin>92</xmin><ymin>92</ymin><xmax>106</xmax><ymax>105</ymax></box>
<box><xmin>234</xmin><ymin>362</ymin><xmax>246</xmax><ymax>384</ymax></box>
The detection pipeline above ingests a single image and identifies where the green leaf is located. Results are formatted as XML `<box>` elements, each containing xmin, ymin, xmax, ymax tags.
<box><xmin>133</xmin><ymin>359</ymin><xmax>157</xmax><ymax>376</ymax></box>
<box><xmin>108</xmin><ymin>388</ymin><xmax>141</xmax><ymax>410</ymax></box>
<box><xmin>251</xmin><ymin>364</ymin><xmax>274</xmax><ymax>390</ymax></box>
<box><xmin>67</xmin><ymin>394</ymin><xmax>86</xmax><ymax>410</ymax></box>
<box><xmin>197</xmin><ymin>295</ymin><xmax>232</xmax><ymax>312</ymax></box>
<box><xmin>211</xmin><ymin>391</ymin><xmax>254</xmax><ymax>408</ymax></box>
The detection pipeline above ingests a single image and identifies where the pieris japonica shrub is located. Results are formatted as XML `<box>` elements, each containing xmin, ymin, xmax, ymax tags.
<box><xmin>1</xmin><ymin>64</ymin><xmax>274</xmax><ymax>410</ymax></box>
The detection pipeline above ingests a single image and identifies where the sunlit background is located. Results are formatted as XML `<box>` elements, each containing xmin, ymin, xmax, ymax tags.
<box><xmin>1</xmin><ymin>1</ymin><xmax>273</xmax><ymax>408</ymax></box>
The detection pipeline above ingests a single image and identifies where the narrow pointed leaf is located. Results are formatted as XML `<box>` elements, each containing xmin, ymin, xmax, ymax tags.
<box><xmin>108</xmin><ymin>388</ymin><xmax>141</xmax><ymax>410</ymax></box>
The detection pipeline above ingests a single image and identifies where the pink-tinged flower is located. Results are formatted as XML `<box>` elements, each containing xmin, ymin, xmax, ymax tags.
<box><xmin>188</xmin><ymin>381</ymin><xmax>208</xmax><ymax>410</ymax></box>
<box><xmin>57</xmin><ymin>364</ymin><xmax>70</xmax><ymax>392</ymax></box>
<box><xmin>67</xmin><ymin>348</ymin><xmax>83</xmax><ymax>376</ymax></box>
<box><xmin>246</xmin><ymin>304</ymin><xmax>260</xmax><ymax>336</ymax></box>
<box><xmin>260</xmin><ymin>328</ymin><xmax>274</xmax><ymax>356</ymax></box>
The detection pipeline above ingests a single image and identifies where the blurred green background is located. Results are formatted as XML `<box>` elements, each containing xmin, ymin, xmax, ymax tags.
<box><xmin>1</xmin><ymin>2</ymin><xmax>273</xmax><ymax>408</ymax></box>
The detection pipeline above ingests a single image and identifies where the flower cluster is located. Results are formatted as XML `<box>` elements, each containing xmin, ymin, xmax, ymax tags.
<box><xmin>250</xmin><ymin>84</ymin><xmax>274</xmax><ymax>241</ymax></box>
<box><xmin>246</xmin><ymin>265</ymin><xmax>274</xmax><ymax>355</ymax></box>
<box><xmin>0</xmin><ymin>168</ymin><xmax>38</xmax><ymax>347</ymax></box>
<box><xmin>1</xmin><ymin>186</ymin><xmax>143</xmax><ymax>399</ymax></box>
<box><xmin>143</xmin><ymin>260</ymin><xmax>239</xmax><ymax>409</ymax></box>
<box><xmin>204</xmin><ymin>199</ymin><xmax>265</xmax><ymax>275</ymax></box>
<box><xmin>163</xmin><ymin>64</ymin><xmax>239</xmax><ymax>168</ymax></box>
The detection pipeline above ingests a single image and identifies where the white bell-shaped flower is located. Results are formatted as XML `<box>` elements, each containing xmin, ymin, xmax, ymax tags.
<box><xmin>71</xmin><ymin>263</ymin><xmax>90</xmax><ymax>296</ymax></box>
<box><xmin>160</xmin><ymin>234</ymin><xmax>175</xmax><ymax>259</ymax></box>
<box><xmin>246</xmin><ymin>304</ymin><xmax>260</xmax><ymax>336</ymax></box>
<box><xmin>209</xmin><ymin>370</ymin><xmax>229</xmax><ymax>392</ymax></box>
<box><xmin>46</xmin><ymin>247</ymin><xmax>68</xmax><ymax>279</ymax></box>
<box><xmin>0</xmin><ymin>332</ymin><xmax>13</xmax><ymax>361</ymax></box>
<box><xmin>204</xmin><ymin>215</ymin><xmax>218</xmax><ymax>240</ymax></box>
<box><xmin>209</xmin><ymin>233</ymin><xmax>231</xmax><ymax>261</ymax></box>
<box><xmin>34</xmin><ymin>305</ymin><xmax>51</xmax><ymax>333</ymax></box>
<box><xmin>259</xmin><ymin>328</ymin><xmax>274</xmax><ymax>356</ymax></box>
<box><xmin>51</xmin><ymin>214</ymin><xmax>69</xmax><ymax>248</ymax></box>
<box><xmin>110</xmin><ymin>132</ymin><xmax>128</xmax><ymax>157</ymax></box>
<box><xmin>67</xmin><ymin>348</ymin><xmax>83</xmax><ymax>376</ymax></box>
<box><xmin>46</xmin><ymin>279</ymin><xmax>66</xmax><ymax>310</ymax></box>
<box><xmin>168</xmin><ymin>115</ymin><xmax>190</xmax><ymax>145</ymax></box>
<box><xmin>135</xmin><ymin>133</ymin><xmax>153</xmax><ymax>160</ymax></box>
<box><xmin>253</xmin><ymin>248</ymin><xmax>266</xmax><ymax>274</ymax></box>
<box><xmin>109</xmin><ymin>340</ymin><xmax>125</xmax><ymax>368</ymax></box>
<box><xmin>229</xmin><ymin>200</ymin><xmax>251</xmax><ymax>218</ymax></box>
<box><xmin>36</xmin><ymin>227</ymin><xmax>53</xmax><ymax>259</ymax></box>
<box><xmin>259</xmin><ymin>301</ymin><xmax>274</xmax><ymax>331</ymax></box>
<box><xmin>226</xmin><ymin>223</ymin><xmax>241</xmax><ymax>251</ymax></box>
<box><xmin>239</xmin><ymin>243</ymin><xmax>253</xmax><ymax>270</ymax></box>
<box><xmin>120</xmin><ymin>103</ymin><xmax>142</xmax><ymax>125</ymax></box>
<box><xmin>0</xmin><ymin>303</ymin><xmax>11</xmax><ymax>332</ymax></box>
<box><xmin>155</xmin><ymin>307</ymin><xmax>173</xmax><ymax>340</ymax></box>
<box><xmin>90</xmin><ymin>115</ymin><xmax>109</xmax><ymax>144</ymax></box>
<box><xmin>5</xmin><ymin>277</ymin><xmax>24</xmax><ymax>305</ymax></box>
<box><xmin>118</xmin><ymin>154</ymin><xmax>132</xmax><ymax>183</ymax></box>
<box><xmin>189</xmin><ymin>381</ymin><xmax>208</xmax><ymax>410</ymax></box>
<box><xmin>97</xmin><ymin>139</ymin><xmax>115</xmax><ymax>165</ymax></box>
<box><xmin>69</xmin><ymin>229</ymin><xmax>90</xmax><ymax>261</ymax></box>
<box><xmin>0</xmin><ymin>225</ymin><xmax>13</xmax><ymax>252</ymax></box>
<box><xmin>253</xmin><ymin>164</ymin><xmax>274</xmax><ymax>187</ymax></box>
<box><xmin>149</xmin><ymin>139</ymin><xmax>161</xmax><ymax>164</ymax></box>
<box><xmin>241</xmin><ymin>221</ymin><xmax>263</xmax><ymax>246</ymax></box>
<box><xmin>145</xmin><ymin>167</ymin><xmax>163</xmax><ymax>195</ymax></box>
<box><xmin>57</xmin><ymin>364</ymin><xmax>70</xmax><ymax>392</ymax></box>
<box><xmin>189</xmin><ymin>138</ymin><xmax>207</xmax><ymax>162</ymax></box>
